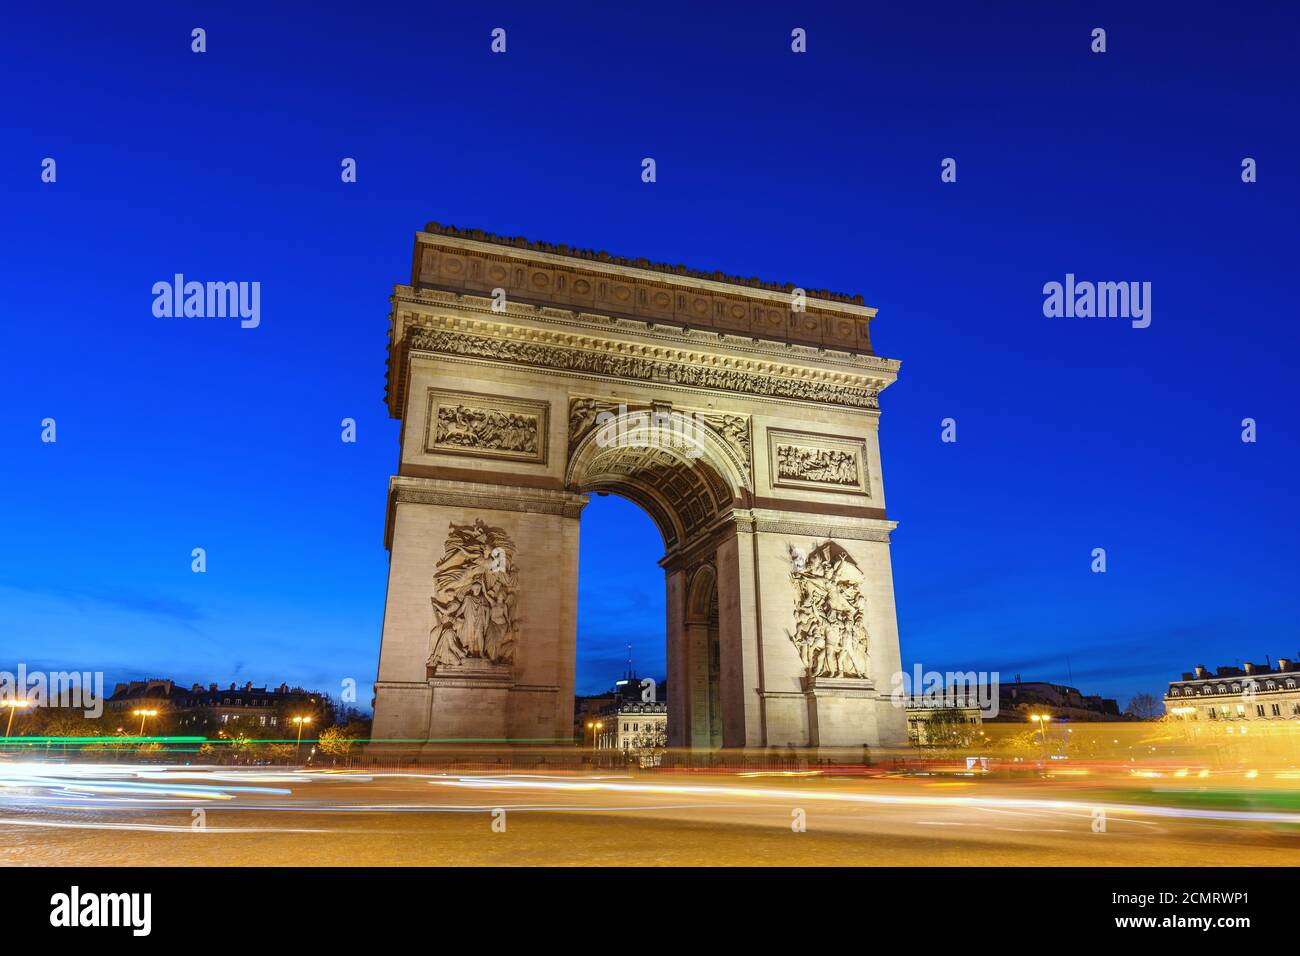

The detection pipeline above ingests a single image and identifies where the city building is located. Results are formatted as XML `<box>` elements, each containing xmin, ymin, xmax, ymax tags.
<box><xmin>1164</xmin><ymin>658</ymin><xmax>1300</xmax><ymax>723</ymax></box>
<box><xmin>106</xmin><ymin>679</ymin><xmax>327</xmax><ymax>731</ymax></box>
<box><xmin>988</xmin><ymin>678</ymin><xmax>1122</xmax><ymax>722</ymax></box>
<box><xmin>577</xmin><ymin>670</ymin><xmax>669</xmax><ymax>753</ymax></box>
<box><xmin>904</xmin><ymin>693</ymin><xmax>985</xmax><ymax>746</ymax></box>
<box><xmin>594</xmin><ymin>701</ymin><xmax>668</xmax><ymax>752</ymax></box>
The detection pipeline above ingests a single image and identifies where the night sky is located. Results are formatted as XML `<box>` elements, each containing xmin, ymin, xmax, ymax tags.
<box><xmin>2</xmin><ymin>3</ymin><xmax>1297</xmax><ymax>706</ymax></box>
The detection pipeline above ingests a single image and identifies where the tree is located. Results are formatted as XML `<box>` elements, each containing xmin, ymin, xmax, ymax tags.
<box><xmin>318</xmin><ymin>723</ymin><xmax>363</xmax><ymax>759</ymax></box>
<box><xmin>1125</xmin><ymin>693</ymin><xmax>1161</xmax><ymax>720</ymax></box>
<box><xmin>913</xmin><ymin>708</ymin><xmax>981</xmax><ymax>748</ymax></box>
<box><xmin>628</xmin><ymin>722</ymin><xmax>667</xmax><ymax>767</ymax></box>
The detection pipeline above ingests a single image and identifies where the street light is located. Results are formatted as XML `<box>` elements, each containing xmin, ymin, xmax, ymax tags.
<box><xmin>1030</xmin><ymin>713</ymin><xmax>1052</xmax><ymax>759</ymax></box>
<box><xmin>594</xmin><ymin>721</ymin><xmax>604</xmax><ymax>750</ymax></box>
<box><xmin>132</xmin><ymin>708</ymin><xmax>159</xmax><ymax>737</ymax></box>
<box><xmin>2</xmin><ymin>699</ymin><xmax>32</xmax><ymax>738</ymax></box>
<box><xmin>292</xmin><ymin>715</ymin><xmax>312</xmax><ymax>757</ymax></box>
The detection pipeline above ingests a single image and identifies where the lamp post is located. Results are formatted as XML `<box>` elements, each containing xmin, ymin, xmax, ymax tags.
<box><xmin>132</xmin><ymin>708</ymin><xmax>159</xmax><ymax>737</ymax></box>
<box><xmin>2</xmin><ymin>699</ymin><xmax>32</xmax><ymax>739</ymax></box>
<box><xmin>1030</xmin><ymin>713</ymin><xmax>1052</xmax><ymax>759</ymax></box>
<box><xmin>292</xmin><ymin>715</ymin><xmax>312</xmax><ymax>758</ymax></box>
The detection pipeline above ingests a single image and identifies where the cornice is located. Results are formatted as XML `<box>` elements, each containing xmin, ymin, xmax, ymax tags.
<box><xmin>387</xmin><ymin>308</ymin><xmax>892</xmax><ymax>418</ymax></box>
<box><xmin>392</xmin><ymin>285</ymin><xmax>898</xmax><ymax>374</ymax></box>
<box><xmin>732</xmin><ymin>509</ymin><xmax>898</xmax><ymax>543</ymax></box>
<box><xmin>385</xmin><ymin>475</ymin><xmax>588</xmax><ymax>548</ymax></box>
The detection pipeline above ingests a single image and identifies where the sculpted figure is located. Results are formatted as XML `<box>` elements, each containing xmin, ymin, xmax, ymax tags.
<box><xmin>786</xmin><ymin>540</ymin><xmax>870</xmax><ymax>679</ymax></box>
<box><xmin>428</xmin><ymin>520</ymin><xmax>519</xmax><ymax>669</ymax></box>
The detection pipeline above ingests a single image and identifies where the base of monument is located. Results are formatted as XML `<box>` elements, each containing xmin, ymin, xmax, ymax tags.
<box><xmin>802</xmin><ymin>675</ymin><xmax>883</xmax><ymax>748</ymax></box>
<box><xmin>426</xmin><ymin>658</ymin><xmax>514</xmax><ymax>684</ymax></box>
<box><xmin>425</xmin><ymin>660</ymin><xmax>515</xmax><ymax>741</ymax></box>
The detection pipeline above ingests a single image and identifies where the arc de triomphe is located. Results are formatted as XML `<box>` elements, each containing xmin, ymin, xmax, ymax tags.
<box><xmin>371</xmin><ymin>223</ymin><xmax>908</xmax><ymax>751</ymax></box>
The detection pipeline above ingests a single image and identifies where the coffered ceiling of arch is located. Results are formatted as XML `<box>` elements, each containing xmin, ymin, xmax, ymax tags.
<box><xmin>578</xmin><ymin>444</ymin><xmax>733</xmax><ymax>550</ymax></box>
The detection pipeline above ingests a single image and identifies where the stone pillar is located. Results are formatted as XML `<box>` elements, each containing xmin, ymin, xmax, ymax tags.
<box><xmin>370</xmin><ymin>476</ymin><xmax>586</xmax><ymax>751</ymax></box>
<box><xmin>664</xmin><ymin>566</ymin><xmax>688</xmax><ymax>749</ymax></box>
<box><xmin>736</xmin><ymin>513</ymin><xmax>908</xmax><ymax>751</ymax></box>
<box><xmin>716</xmin><ymin>530</ymin><xmax>766</xmax><ymax>748</ymax></box>
<box><xmin>685</xmin><ymin>622</ymin><xmax>712</xmax><ymax>747</ymax></box>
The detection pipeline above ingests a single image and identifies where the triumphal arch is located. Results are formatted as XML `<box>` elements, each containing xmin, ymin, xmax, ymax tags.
<box><xmin>371</xmin><ymin>223</ymin><xmax>908</xmax><ymax>751</ymax></box>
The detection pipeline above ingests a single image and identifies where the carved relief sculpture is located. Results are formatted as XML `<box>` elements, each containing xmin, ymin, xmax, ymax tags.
<box><xmin>436</xmin><ymin>404</ymin><xmax>538</xmax><ymax>454</ymax></box>
<box><xmin>424</xmin><ymin>388</ymin><xmax>548</xmax><ymax>464</ymax></box>
<box><xmin>698</xmin><ymin>412</ymin><xmax>752</xmax><ymax>473</ymax></box>
<box><xmin>786</xmin><ymin>540</ymin><xmax>870</xmax><ymax>680</ymax></box>
<box><xmin>428</xmin><ymin>520</ymin><xmax>520</xmax><ymax>670</ymax></box>
<box><xmin>776</xmin><ymin>443</ymin><xmax>858</xmax><ymax>486</ymax></box>
<box><xmin>767</xmin><ymin>428</ymin><xmax>870</xmax><ymax>495</ymax></box>
<box><xmin>407</xmin><ymin>327</ymin><xmax>881</xmax><ymax>411</ymax></box>
<box><xmin>568</xmin><ymin>397</ymin><xmax>622</xmax><ymax>453</ymax></box>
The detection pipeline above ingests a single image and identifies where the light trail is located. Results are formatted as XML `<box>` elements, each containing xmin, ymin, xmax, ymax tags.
<box><xmin>429</xmin><ymin>773</ymin><xmax>1300</xmax><ymax>824</ymax></box>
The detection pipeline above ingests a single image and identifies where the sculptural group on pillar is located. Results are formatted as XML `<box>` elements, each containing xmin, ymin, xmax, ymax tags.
<box><xmin>428</xmin><ymin>520</ymin><xmax>520</xmax><ymax>670</ymax></box>
<box><xmin>787</xmin><ymin>540</ymin><xmax>871</xmax><ymax>680</ymax></box>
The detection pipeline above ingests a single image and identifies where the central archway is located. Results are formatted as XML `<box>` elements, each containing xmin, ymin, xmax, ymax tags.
<box><xmin>567</xmin><ymin>409</ymin><xmax>744</xmax><ymax>749</ymax></box>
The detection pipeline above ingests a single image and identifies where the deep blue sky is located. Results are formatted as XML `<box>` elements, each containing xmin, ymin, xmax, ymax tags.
<box><xmin>2</xmin><ymin>3</ymin><xmax>1297</xmax><ymax>706</ymax></box>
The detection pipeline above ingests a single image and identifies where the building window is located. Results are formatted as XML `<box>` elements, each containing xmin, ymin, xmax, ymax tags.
<box><xmin>1208</xmin><ymin>707</ymin><xmax>1216</xmax><ymax>719</ymax></box>
<box><xmin>1256</xmin><ymin>704</ymin><xmax>1265</xmax><ymax>717</ymax></box>
<box><xmin>1271</xmin><ymin>704</ymin><xmax>1281</xmax><ymax>716</ymax></box>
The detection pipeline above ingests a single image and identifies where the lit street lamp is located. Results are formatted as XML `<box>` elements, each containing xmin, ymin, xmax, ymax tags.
<box><xmin>1030</xmin><ymin>713</ymin><xmax>1052</xmax><ymax>759</ymax></box>
<box><xmin>292</xmin><ymin>715</ymin><xmax>312</xmax><ymax>757</ymax></box>
<box><xmin>132</xmin><ymin>708</ymin><xmax>159</xmax><ymax>737</ymax></box>
<box><xmin>2</xmin><ymin>699</ymin><xmax>33</xmax><ymax>738</ymax></box>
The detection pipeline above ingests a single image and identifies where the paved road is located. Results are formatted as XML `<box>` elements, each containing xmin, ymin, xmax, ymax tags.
<box><xmin>2</xmin><ymin>762</ymin><xmax>1297</xmax><ymax>865</ymax></box>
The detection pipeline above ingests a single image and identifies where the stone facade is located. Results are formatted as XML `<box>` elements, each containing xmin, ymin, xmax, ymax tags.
<box><xmin>1165</xmin><ymin>659</ymin><xmax>1300</xmax><ymax>724</ymax></box>
<box><xmin>372</xmin><ymin>226</ymin><xmax>908</xmax><ymax>753</ymax></box>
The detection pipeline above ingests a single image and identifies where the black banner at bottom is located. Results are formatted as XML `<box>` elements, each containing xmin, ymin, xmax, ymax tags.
<box><xmin>0</xmin><ymin>866</ymin><xmax>1282</xmax><ymax>941</ymax></box>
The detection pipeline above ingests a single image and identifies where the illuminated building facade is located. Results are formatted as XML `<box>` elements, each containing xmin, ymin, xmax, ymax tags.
<box><xmin>1165</xmin><ymin>658</ymin><xmax>1300</xmax><ymax>723</ymax></box>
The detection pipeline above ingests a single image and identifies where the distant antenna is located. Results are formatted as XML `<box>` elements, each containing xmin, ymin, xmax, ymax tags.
<box><xmin>627</xmin><ymin>643</ymin><xmax>633</xmax><ymax>672</ymax></box>
<box><xmin>1066</xmin><ymin>655</ymin><xmax>1074</xmax><ymax>687</ymax></box>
